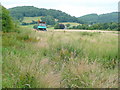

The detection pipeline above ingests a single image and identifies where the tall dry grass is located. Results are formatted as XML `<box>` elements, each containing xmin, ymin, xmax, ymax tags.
<box><xmin>2</xmin><ymin>28</ymin><xmax>118</xmax><ymax>88</ymax></box>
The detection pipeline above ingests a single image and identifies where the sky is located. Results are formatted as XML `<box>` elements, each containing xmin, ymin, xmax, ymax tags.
<box><xmin>0</xmin><ymin>0</ymin><xmax>119</xmax><ymax>17</ymax></box>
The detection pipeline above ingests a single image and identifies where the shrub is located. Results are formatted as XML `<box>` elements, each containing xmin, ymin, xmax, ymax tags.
<box><xmin>54</xmin><ymin>23</ymin><xmax>65</xmax><ymax>29</ymax></box>
<box><xmin>33</xmin><ymin>25</ymin><xmax>38</xmax><ymax>29</ymax></box>
<box><xmin>66</xmin><ymin>24</ymin><xmax>70</xmax><ymax>27</ymax></box>
<box><xmin>1</xmin><ymin>5</ymin><xmax>16</xmax><ymax>32</ymax></box>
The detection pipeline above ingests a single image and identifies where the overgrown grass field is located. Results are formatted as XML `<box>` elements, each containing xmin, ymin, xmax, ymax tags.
<box><xmin>2</xmin><ymin>28</ymin><xmax>118</xmax><ymax>88</ymax></box>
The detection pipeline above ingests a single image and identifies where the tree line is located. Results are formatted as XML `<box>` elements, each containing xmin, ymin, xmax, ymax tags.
<box><xmin>78</xmin><ymin>12</ymin><xmax>118</xmax><ymax>24</ymax></box>
<box><xmin>69</xmin><ymin>22</ymin><xmax>118</xmax><ymax>30</ymax></box>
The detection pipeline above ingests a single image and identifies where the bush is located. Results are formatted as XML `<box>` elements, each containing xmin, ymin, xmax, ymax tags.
<box><xmin>66</xmin><ymin>24</ymin><xmax>70</xmax><ymax>27</ymax></box>
<box><xmin>33</xmin><ymin>25</ymin><xmax>38</xmax><ymax>29</ymax></box>
<box><xmin>21</xmin><ymin>22</ymin><xmax>29</xmax><ymax>25</ymax></box>
<box><xmin>54</xmin><ymin>23</ymin><xmax>65</xmax><ymax>29</ymax></box>
<box><xmin>1</xmin><ymin>5</ymin><xmax>16</xmax><ymax>32</ymax></box>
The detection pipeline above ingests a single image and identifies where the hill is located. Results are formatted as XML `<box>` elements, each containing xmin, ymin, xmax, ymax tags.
<box><xmin>78</xmin><ymin>12</ymin><xmax>118</xmax><ymax>24</ymax></box>
<box><xmin>8</xmin><ymin>6</ymin><xmax>80</xmax><ymax>23</ymax></box>
<box><xmin>8</xmin><ymin>6</ymin><xmax>118</xmax><ymax>25</ymax></box>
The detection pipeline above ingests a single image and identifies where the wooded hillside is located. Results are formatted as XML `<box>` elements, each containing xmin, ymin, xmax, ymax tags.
<box><xmin>8</xmin><ymin>6</ymin><xmax>80</xmax><ymax>23</ymax></box>
<box><xmin>78</xmin><ymin>12</ymin><xmax>118</xmax><ymax>24</ymax></box>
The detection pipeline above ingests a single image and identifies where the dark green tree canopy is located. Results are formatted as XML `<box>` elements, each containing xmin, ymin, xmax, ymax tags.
<box><xmin>1</xmin><ymin>5</ymin><xmax>15</xmax><ymax>32</ymax></box>
<box><xmin>54</xmin><ymin>23</ymin><xmax>65</xmax><ymax>29</ymax></box>
<box><xmin>41</xmin><ymin>16</ymin><xmax>56</xmax><ymax>25</ymax></box>
<box><xmin>78</xmin><ymin>12</ymin><xmax>118</xmax><ymax>24</ymax></box>
<box><xmin>69</xmin><ymin>22</ymin><xmax>118</xmax><ymax>31</ymax></box>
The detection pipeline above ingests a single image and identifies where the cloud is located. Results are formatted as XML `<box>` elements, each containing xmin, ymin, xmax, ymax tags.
<box><xmin>0</xmin><ymin>0</ymin><xmax>119</xmax><ymax>16</ymax></box>
<box><xmin>54</xmin><ymin>0</ymin><xmax>118</xmax><ymax>17</ymax></box>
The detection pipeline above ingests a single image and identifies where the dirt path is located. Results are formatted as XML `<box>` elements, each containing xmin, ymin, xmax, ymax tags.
<box><xmin>33</xmin><ymin>29</ymin><xmax>119</xmax><ymax>34</ymax></box>
<box><xmin>53</xmin><ymin>29</ymin><xmax>118</xmax><ymax>33</ymax></box>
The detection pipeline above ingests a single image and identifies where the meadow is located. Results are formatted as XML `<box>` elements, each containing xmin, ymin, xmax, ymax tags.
<box><xmin>22</xmin><ymin>17</ymin><xmax>42</xmax><ymax>23</ymax></box>
<box><xmin>22</xmin><ymin>17</ymin><xmax>80</xmax><ymax>26</ymax></box>
<box><xmin>2</xmin><ymin>27</ymin><xmax>118</xmax><ymax>88</ymax></box>
<box><xmin>21</xmin><ymin>16</ymin><xmax>80</xmax><ymax>30</ymax></box>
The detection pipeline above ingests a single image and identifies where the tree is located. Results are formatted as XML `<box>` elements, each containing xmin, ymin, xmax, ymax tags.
<box><xmin>33</xmin><ymin>25</ymin><xmax>38</xmax><ymax>29</ymax></box>
<box><xmin>41</xmin><ymin>16</ymin><xmax>56</xmax><ymax>25</ymax></box>
<box><xmin>54</xmin><ymin>23</ymin><xmax>65</xmax><ymax>29</ymax></box>
<box><xmin>109</xmin><ymin>22</ymin><xmax>118</xmax><ymax>30</ymax></box>
<box><xmin>66</xmin><ymin>24</ymin><xmax>70</xmax><ymax>27</ymax></box>
<box><xmin>1</xmin><ymin>5</ymin><xmax>15</xmax><ymax>32</ymax></box>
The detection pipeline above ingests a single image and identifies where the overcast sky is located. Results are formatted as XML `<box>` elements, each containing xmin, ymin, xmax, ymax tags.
<box><xmin>0</xmin><ymin>0</ymin><xmax>119</xmax><ymax>17</ymax></box>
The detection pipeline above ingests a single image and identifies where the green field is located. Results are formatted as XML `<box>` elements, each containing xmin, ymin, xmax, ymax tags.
<box><xmin>22</xmin><ymin>17</ymin><xmax>80</xmax><ymax>26</ymax></box>
<box><xmin>21</xmin><ymin>21</ymin><xmax>80</xmax><ymax>30</ymax></box>
<box><xmin>21</xmin><ymin>16</ymin><xmax>81</xmax><ymax>30</ymax></box>
<box><xmin>22</xmin><ymin>24</ymin><xmax>36</xmax><ymax>29</ymax></box>
<box><xmin>2</xmin><ymin>27</ymin><xmax>118</xmax><ymax>88</ymax></box>
<box><xmin>22</xmin><ymin>17</ymin><xmax>41</xmax><ymax>23</ymax></box>
<box><xmin>60</xmin><ymin>22</ymin><xmax>80</xmax><ymax>26</ymax></box>
<box><xmin>22</xmin><ymin>24</ymin><xmax>54</xmax><ymax>30</ymax></box>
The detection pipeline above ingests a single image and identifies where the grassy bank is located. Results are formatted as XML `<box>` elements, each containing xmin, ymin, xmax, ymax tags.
<box><xmin>2</xmin><ymin>27</ymin><xmax>118</xmax><ymax>88</ymax></box>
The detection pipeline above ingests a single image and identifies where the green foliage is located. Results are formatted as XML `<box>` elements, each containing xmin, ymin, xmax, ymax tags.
<box><xmin>33</xmin><ymin>25</ymin><xmax>38</xmax><ymax>29</ymax></box>
<box><xmin>79</xmin><ymin>14</ymin><xmax>98</xmax><ymax>24</ymax></box>
<box><xmin>8</xmin><ymin>6</ymin><xmax>118</xmax><ymax>26</ymax></box>
<box><xmin>8</xmin><ymin>6</ymin><xmax>79</xmax><ymax>23</ymax></box>
<box><xmin>79</xmin><ymin>12</ymin><xmax>118</xmax><ymax>24</ymax></box>
<box><xmin>54</xmin><ymin>23</ymin><xmax>65</xmax><ymax>29</ymax></box>
<box><xmin>41</xmin><ymin>16</ymin><xmax>56</xmax><ymax>25</ymax></box>
<box><xmin>66</xmin><ymin>24</ymin><xmax>71</xmax><ymax>27</ymax></box>
<box><xmin>54</xmin><ymin>23</ymin><xmax>59</xmax><ymax>29</ymax></box>
<box><xmin>1</xmin><ymin>6</ymin><xmax>15</xmax><ymax>32</ymax></box>
<box><xmin>21</xmin><ymin>21</ymin><xmax>37</xmax><ymax>25</ymax></box>
<box><xmin>16</xmin><ymin>73</ymin><xmax>38</xmax><ymax>88</ymax></box>
<box><xmin>70</xmin><ymin>22</ymin><xmax>118</xmax><ymax>30</ymax></box>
